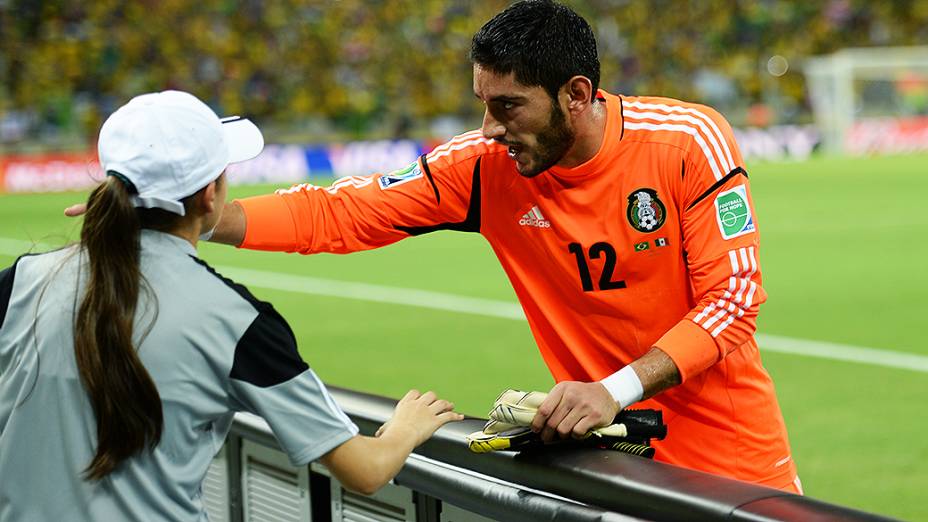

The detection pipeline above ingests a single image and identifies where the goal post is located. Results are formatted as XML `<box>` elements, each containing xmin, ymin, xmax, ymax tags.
<box><xmin>803</xmin><ymin>46</ymin><xmax>928</xmax><ymax>154</ymax></box>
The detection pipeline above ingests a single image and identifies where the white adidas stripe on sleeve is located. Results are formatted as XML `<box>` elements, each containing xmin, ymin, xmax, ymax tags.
<box><xmin>621</xmin><ymin>109</ymin><xmax>735</xmax><ymax>176</ymax></box>
<box><xmin>622</xmin><ymin>100</ymin><xmax>736</xmax><ymax>170</ymax></box>
<box><xmin>427</xmin><ymin>137</ymin><xmax>495</xmax><ymax>162</ymax></box>
<box><xmin>622</xmin><ymin>120</ymin><xmax>726</xmax><ymax>181</ymax></box>
<box><xmin>325</xmin><ymin>176</ymin><xmax>374</xmax><ymax>194</ymax></box>
<box><xmin>693</xmin><ymin>247</ymin><xmax>759</xmax><ymax>338</ymax></box>
<box><xmin>426</xmin><ymin>130</ymin><xmax>483</xmax><ymax>158</ymax></box>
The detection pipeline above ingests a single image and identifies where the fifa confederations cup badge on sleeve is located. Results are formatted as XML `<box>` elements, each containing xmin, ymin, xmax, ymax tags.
<box><xmin>626</xmin><ymin>188</ymin><xmax>666</xmax><ymax>233</ymax></box>
<box><xmin>714</xmin><ymin>184</ymin><xmax>756</xmax><ymax>239</ymax></box>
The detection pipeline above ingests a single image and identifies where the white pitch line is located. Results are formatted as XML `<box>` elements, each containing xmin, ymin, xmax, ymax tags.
<box><xmin>2</xmin><ymin>237</ymin><xmax>926</xmax><ymax>373</ymax></box>
<box><xmin>215</xmin><ymin>265</ymin><xmax>527</xmax><ymax>321</ymax></box>
<box><xmin>753</xmin><ymin>334</ymin><xmax>928</xmax><ymax>373</ymax></box>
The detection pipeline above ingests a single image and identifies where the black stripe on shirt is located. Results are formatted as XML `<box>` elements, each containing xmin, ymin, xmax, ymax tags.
<box><xmin>0</xmin><ymin>257</ymin><xmax>22</xmax><ymax>331</ymax></box>
<box><xmin>190</xmin><ymin>256</ymin><xmax>308</xmax><ymax>388</ymax></box>
<box><xmin>395</xmin><ymin>156</ymin><xmax>482</xmax><ymax>235</ymax></box>
<box><xmin>232</xmin><ymin>309</ymin><xmax>308</xmax><ymax>388</ymax></box>
<box><xmin>419</xmin><ymin>153</ymin><xmax>441</xmax><ymax>205</ymax></box>
<box><xmin>618</xmin><ymin>95</ymin><xmax>625</xmax><ymax>141</ymax></box>
<box><xmin>685</xmin><ymin>167</ymin><xmax>748</xmax><ymax>211</ymax></box>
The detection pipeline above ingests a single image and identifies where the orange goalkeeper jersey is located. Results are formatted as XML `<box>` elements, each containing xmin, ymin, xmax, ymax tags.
<box><xmin>236</xmin><ymin>92</ymin><xmax>797</xmax><ymax>488</ymax></box>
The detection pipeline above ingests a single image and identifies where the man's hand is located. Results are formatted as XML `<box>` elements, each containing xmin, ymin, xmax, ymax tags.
<box><xmin>531</xmin><ymin>381</ymin><xmax>619</xmax><ymax>442</ymax></box>
<box><xmin>64</xmin><ymin>203</ymin><xmax>87</xmax><ymax>217</ymax></box>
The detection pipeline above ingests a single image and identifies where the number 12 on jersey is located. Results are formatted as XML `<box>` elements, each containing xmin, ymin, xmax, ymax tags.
<box><xmin>567</xmin><ymin>242</ymin><xmax>627</xmax><ymax>292</ymax></box>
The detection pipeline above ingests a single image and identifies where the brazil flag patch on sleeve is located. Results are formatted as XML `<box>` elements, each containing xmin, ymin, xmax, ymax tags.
<box><xmin>714</xmin><ymin>184</ymin><xmax>755</xmax><ymax>239</ymax></box>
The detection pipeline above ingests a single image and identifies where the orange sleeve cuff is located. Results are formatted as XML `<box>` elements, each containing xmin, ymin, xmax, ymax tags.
<box><xmin>235</xmin><ymin>195</ymin><xmax>300</xmax><ymax>252</ymax></box>
<box><xmin>653</xmin><ymin>319</ymin><xmax>720</xmax><ymax>383</ymax></box>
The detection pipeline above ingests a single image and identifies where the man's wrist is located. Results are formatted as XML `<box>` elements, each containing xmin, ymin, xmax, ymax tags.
<box><xmin>211</xmin><ymin>201</ymin><xmax>247</xmax><ymax>246</ymax></box>
<box><xmin>600</xmin><ymin>366</ymin><xmax>643</xmax><ymax>409</ymax></box>
<box><xmin>199</xmin><ymin>227</ymin><xmax>215</xmax><ymax>241</ymax></box>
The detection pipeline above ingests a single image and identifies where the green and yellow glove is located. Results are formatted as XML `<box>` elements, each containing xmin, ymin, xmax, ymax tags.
<box><xmin>465</xmin><ymin>389</ymin><xmax>665</xmax><ymax>458</ymax></box>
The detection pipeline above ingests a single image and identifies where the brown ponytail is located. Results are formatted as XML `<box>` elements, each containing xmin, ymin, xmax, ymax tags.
<box><xmin>74</xmin><ymin>175</ymin><xmax>163</xmax><ymax>481</ymax></box>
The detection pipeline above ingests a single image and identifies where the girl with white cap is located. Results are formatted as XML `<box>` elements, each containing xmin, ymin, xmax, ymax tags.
<box><xmin>0</xmin><ymin>91</ymin><xmax>461</xmax><ymax>521</ymax></box>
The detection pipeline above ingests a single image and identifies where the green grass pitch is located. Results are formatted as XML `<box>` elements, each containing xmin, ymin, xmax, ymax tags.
<box><xmin>1</xmin><ymin>153</ymin><xmax>926</xmax><ymax>520</ymax></box>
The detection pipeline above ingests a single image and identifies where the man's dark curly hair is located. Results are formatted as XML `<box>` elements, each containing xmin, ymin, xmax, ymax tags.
<box><xmin>471</xmin><ymin>0</ymin><xmax>600</xmax><ymax>102</ymax></box>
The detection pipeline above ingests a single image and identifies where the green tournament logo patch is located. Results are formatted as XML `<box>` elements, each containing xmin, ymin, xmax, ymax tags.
<box><xmin>626</xmin><ymin>188</ymin><xmax>666</xmax><ymax>233</ymax></box>
<box><xmin>378</xmin><ymin>161</ymin><xmax>423</xmax><ymax>190</ymax></box>
<box><xmin>715</xmin><ymin>184</ymin><xmax>755</xmax><ymax>239</ymax></box>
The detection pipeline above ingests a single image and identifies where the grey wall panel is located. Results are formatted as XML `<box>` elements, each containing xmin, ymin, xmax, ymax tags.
<box><xmin>331</xmin><ymin>479</ymin><xmax>415</xmax><ymax>522</ymax></box>
<box><xmin>241</xmin><ymin>440</ymin><xmax>311</xmax><ymax>522</ymax></box>
<box><xmin>200</xmin><ymin>391</ymin><xmax>892</xmax><ymax>522</ymax></box>
<box><xmin>203</xmin><ymin>445</ymin><xmax>231</xmax><ymax>522</ymax></box>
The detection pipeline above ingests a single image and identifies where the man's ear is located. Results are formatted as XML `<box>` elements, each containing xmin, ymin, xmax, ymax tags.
<box><xmin>563</xmin><ymin>76</ymin><xmax>594</xmax><ymax>114</ymax></box>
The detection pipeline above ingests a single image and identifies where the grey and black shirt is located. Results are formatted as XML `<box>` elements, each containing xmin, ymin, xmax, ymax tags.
<box><xmin>0</xmin><ymin>230</ymin><xmax>358</xmax><ymax>521</ymax></box>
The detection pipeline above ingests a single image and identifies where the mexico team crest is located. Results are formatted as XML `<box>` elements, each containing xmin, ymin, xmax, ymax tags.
<box><xmin>626</xmin><ymin>188</ymin><xmax>666</xmax><ymax>233</ymax></box>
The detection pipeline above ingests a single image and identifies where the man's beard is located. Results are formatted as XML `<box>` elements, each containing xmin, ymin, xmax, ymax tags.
<box><xmin>519</xmin><ymin>101</ymin><xmax>576</xmax><ymax>178</ymax></box>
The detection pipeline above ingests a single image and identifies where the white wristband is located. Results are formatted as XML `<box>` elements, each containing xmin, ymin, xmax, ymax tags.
<box><xmin>600</xmin><ymin>366</ymin><xmax>643</xmax><ymax>409</ymax></box>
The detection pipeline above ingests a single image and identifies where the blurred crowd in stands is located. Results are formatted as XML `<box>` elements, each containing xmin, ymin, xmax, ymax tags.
<box><xmin>1</xmin><ymin>0</ymin><xmax>927</xmax><ymax>150</ymax></box>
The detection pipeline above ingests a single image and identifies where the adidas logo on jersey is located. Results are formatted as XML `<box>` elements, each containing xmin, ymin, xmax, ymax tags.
<box><xmin>519</xmin><ymin>206</ymin><xmax>551</xmax><ymax>228</ymax></box>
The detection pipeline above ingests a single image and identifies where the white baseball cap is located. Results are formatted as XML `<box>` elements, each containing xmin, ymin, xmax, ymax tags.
<box><xmin>98</xmin><ymin>90</ymin><xmax>264</xmax><ymax>215</ymax></box>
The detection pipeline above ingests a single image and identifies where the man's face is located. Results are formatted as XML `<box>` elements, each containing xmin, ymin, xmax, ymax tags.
<box><xmin>473</xmin><ymin>64</ymin><xmax>575</xmax><ymax>178</ymax></box>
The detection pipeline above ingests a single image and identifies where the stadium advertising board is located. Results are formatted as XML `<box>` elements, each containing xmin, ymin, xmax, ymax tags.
<box><xmin>7</xmin><ymin>122</ymin><xmax>927</xmax><ymax>195</ymax></box>
<box><xmin>733</xmin><ymin>125</ymin><xmax>821</xmax><ymax>161</ymax></box>
<box><xmin>226</xmin><ymin>140</ymin><xmax>430</xmax><ymax>185</ymax></box>
<box><xmin>225</xmin><ymin>144</ymin><xmax>313</xmax><ymax>186</ymax></box>
<box><xmin>327</xmin><ymin>139</ymin><xmax>425</xmax><ymax>179</ymax></box>
<box><xmin>1</xmin><ymin>140</ymin><xmax>436</xmax><ymax>194</ymax></box>
<box><xmin>0</xmin><ymin>153</ymin><xmax>101</xmax><ymax>194</ymax></box>
<box><xmin>845</xmin><ymin>116</ymin><xmax>928</xmax><ymax>155</ymax></box>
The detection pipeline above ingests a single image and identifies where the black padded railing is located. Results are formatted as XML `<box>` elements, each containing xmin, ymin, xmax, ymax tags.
<box><xmin>320</xmin><ymin>386</ymin><xmax>895</xmax><ymax>522</ymax></box>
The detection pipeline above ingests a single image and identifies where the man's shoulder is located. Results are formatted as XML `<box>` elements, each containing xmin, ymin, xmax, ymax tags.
<box><xmin>618</xmin><ymin>95</ymin><xmax>738</xmax><ymax>174</ymax></box>
<box><xmin>622</xmin><ymin>95</ymin><xmax>729</xmax><ymax>121</ymax></box>
<box><xmin>620</xmin><ymin>95</ymin><xmax>734</xmax><ymax>147</ymax></box>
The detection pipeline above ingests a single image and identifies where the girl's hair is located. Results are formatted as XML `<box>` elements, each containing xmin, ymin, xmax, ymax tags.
<box><xmin>74</xmin><ymin>175</ymin><xmax>165</xmax><ymax>480</ymax></box>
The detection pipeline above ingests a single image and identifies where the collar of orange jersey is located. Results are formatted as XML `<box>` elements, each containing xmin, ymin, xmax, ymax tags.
<box><xmin>546</xmin><ymin>90</ymin><xmax>621</xmax><ymax>179</ymax></box>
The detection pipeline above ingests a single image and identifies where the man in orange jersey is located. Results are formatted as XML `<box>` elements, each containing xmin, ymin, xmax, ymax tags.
<box><xmin>115</xmin><ymin>1</ymin><xmax>799</xmax><ymax>491</ymax></box>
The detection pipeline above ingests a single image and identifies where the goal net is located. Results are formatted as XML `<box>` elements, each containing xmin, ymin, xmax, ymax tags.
<box><xmin>803</xmin><ymin>46</ymin><xmax>928</xmax><ymax>154</ymax></box>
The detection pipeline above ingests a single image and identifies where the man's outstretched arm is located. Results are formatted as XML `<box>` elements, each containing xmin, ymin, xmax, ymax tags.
<box><xmin>71</xmin><ymin>134</ymin><xmax>486</xmax><ymax>255</ymax></box>
<box><xmin>67</xmin><ymin>200</ymin><xmax>247</xmax><ymax>246</ymax></box>
<box><xmin>210</xmin><ymin>201</ymin><xmax>246</xmax><ymax>246</ymax></box>
<box><xmin>215</xmin><ymin>158</ymin><xmax>478</xmax><ymax>255</ymax></box>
